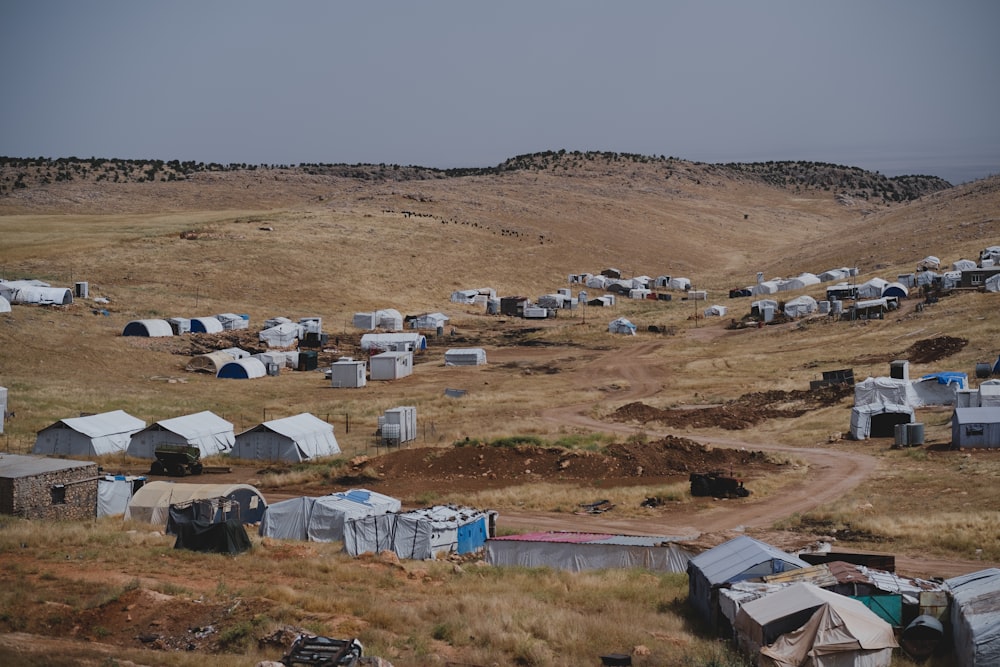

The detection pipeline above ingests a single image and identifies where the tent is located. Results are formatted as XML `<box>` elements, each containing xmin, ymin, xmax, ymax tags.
<box><xmin>186</xmin><ymin>349</ymin><xmax>241</xmax><ymax>374</ymax></box>
<box><xmin>124</xmin><ymin>480</ymin><xmax>267</xmax><ymax>526</ymax></box>
<box><xmin>360</xmin><ymin>332</ymin><xmax>427</xmax><ymax>352</ymax></box>
<box><xmin>343</xmin><ymin>504</ymin><xmax>496</xmax><ymax>560</ymax></box>
<box><xmin>122</xmin><ymin>319</ymin><xmax>174</xmax><ymax>337</ymax></box>
<box><xmin>853</xmin><ymin>377</ymin><xmax>919</xmax><ymax>407</ymax></box>
<box><xmin>951</xmin><ymin>407</ymin><xmax>1000</xmax><ymax>448</ymax></box>
<box><xmin>819</xmin><ymin>268</ymin><xmax>851</xmax><ymax>282</ymax></box>
<box><xmin>97</xmin><ymin>474</ymin><xmax>147</xmax><ymax>517</ymax></box>
<box><xmin>0</xmin><ymin>296</ymin><xmax>9</xmax><ymax>313</ymax></box>
<box><xmin>217</xmin><ymin>358</ymin><xmax>267</xmax><ymax>379</ymax></box>
<box><xmin>784</xmin><ymin>273</ymin><xmax>821</xmax><ymax>291</ymax></box>
<box><xmin>917</xmin><ymin>256</ymin><xmax>940</xmax><ymax>271</ymax></box>
<box><xmin>752</xmin><ymin>280</ymin><xmax>782</xmax><ymax>296</ymax></box>
<box><xmin>353</xmin><ymin>309</ymin><xmax>403</xmax><ymax>331</ymax></box>
<box><xmin>608</xmin><ymin>317</ymin><xmax>637</xmax><ymax>335</ymax></box>
<box><xmin>850</xmin><ymin>403</ymin><xmax>914</xmax><ymax>440</ymax></box>
<box><xmin>189</xmin><ymin>316</ymin><xmax>224</xmax><ymax>333</ymax></box>
<box><xmin>409</xmin><ymin>312</ymin><xmax>449</xmax><ymax>330</ymax></box>
<box><xmin>952</xmin><ymin>259</ymin><xmax>977</xmax><ymax>271</ymax></box>
<box><xmin>231</xmin><ymin>412</ymin><xmax>340</xmax><ymax>462</ymax></box>
<box><xmin>687</xmin><ymin>535</ymin><xmax>810</xmax><ymax>628</ymax></box>
<box><xmin>450</xmin><ymin>289</ymin><xmax>479</xmax><ymax>304</ymax></box>
<box><xmin>444</xmin><ymin>348</ymin><xmax>487</xmax><ymax>366</ymax></box>
<box><xmin>486</xmin><ymin>531</ymin><xmax>694</xmax><ymax>573</ymax></box>
<box><xmin>258</xmin><ymin>489</ymin><xmax>401</xmax><ymax>542</ymax></box>
<box><xmin>858</xmin><ymin>278</ymin><xmax>888</xmax><ymax>299</ymax></box>
<box><xmin>668</xmin><ymin>277</ymin><xmax>691</xmax><ymax>291</ymax></box>
<box><xmin>215</xmin><ymin>313</ymin><xmax>248</xmax><ymax>330</ymax></box>
<box><xmin>704</xmin><ymin>304</ymin><xmax>728</xmax><ymax>317</ymax></box>
<box><xmin>735</xmin><ymin>582</ymin><xmax>897</xmax><ymax>666</ymax></box>
<box><xmin>986</xmin><ymin>274</ymin><xmax>1000</xmax><ymax>293</ymax></box>
<box><xmin>946</xmin><ymin>568</ymin><xmax>1000</xmax><ymax>667</ymax></box>
<box><xmin>912</xmin><ymin>372</ymin><xmax>967</xmax><ymax>406</ymax></box>
<box><xmin>784</xmin><ymin>295</ymin><xmax>818</xmax><ymax>318</ymax></box>
<box><xmin>33</xmin><ymin>409</ymin><xmax>146</xmax><ymax>457</ymax></box>
<box><xmin>914</xmin><ymin>271</ymin><xmax>938</xmax><ymax>287</ymax></box>
<box><xmin>881</xmin><ymin>282</ymin><xmax>909</xmax><ymax>299</ymax></box>
<box><xmin>259</xmin><ymin>321</ymin><xmax>299</xmax><ymax>347</ymax></box>
<box><xmin>126</xmin><ymin>411</ymin><xmax>235</xmax><ymax>458</ymax></box>
<box><xmin>0</xmin><ymin>280</ymin><xmax>74</xmax><ymax>305</ymax></box>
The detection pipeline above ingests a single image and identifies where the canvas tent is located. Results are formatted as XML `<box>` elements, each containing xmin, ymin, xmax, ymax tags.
<box><xmin>343</xmin><ymin>505</ymin><xmax>496</xmax><ymax>560</ymax></box>
<box><xmin>784</xmin><ymin>273</ymin><xmax>821</xmax><ymax>291</ymax></box>
<box><xmin>217</xmin><ymin>358</ymin><xmax>267</xmax><ymax>379</ymax></box>
<box><xmin>784</xmin><ymin>295</ymin><xmax>818</xmax><ymax>318</ymax></box>
<box><xmin>33</xmin><ymin>409</ymin><xmax>145</xmax><ymax>457</ymax></box>
<box><xmin>259</xmin><ymin>321</ymin><xmax>299</xmax><ymax>347</ymax></box>
<box><xmin>124</xmin><ymin>481</ymin><xmax>266</xmax><ymax>526</ymax></box>
<box><xmin>486</xmin><ymin>531</ymin><xmax>694</xmax><ymax>573</ymax></box>
<box><xmin>608</xmin><ymin>317</ymin><xmax>637</xmax><ymax>335</ymax></box>
<box><xmin>444</xmin><ymin>348</ymin><xmax>487</xmax><ymax>366</ymax></box>
<box><xmin>735</xmin><ymin>582</ymin><xmax>897</xmax><ymax>667</ymax></box>
<box><xmin>858</xmin><ymin>278</ymin><xmax>889</xmax><ymax>299</ymax></box>
<box><xmin>687</xmin><ymin>535</ymin><xmax>810</xmax><ymax>628</ymax></box>
<box><xmin>259</xmin><ymin>489</ymin><xmax>401</xmax><ymax>542</ymax></box>
<box><xmin>186</xmin><ymin>349</ymin><xmax>241</xmax><ymax>374</ymax></box>
<box><xmin>122</xmin><ymin>319</ymin><xmax>174</xmax><ymax>337</ymax></box>
<box><xmin>189</xmin><ymin>316</ymin><xmax>224</xmax><ymax>333</ymax></box>
<box><xmin>97</xmin><ymin>474</ymin><xmax>147</xmax><ymax>517</ymax></box>
<box><xmin>231</xmin><ymin>412</ymin><xmax>340</xmax><ymax>462</ymax></box>
<box><xmin>850</xmin><ymin>403</ymin><xmax>914</xmax><ymax>440</ymax></box>
<box><xmin>946</xmin><ymin>568</ymin><xmax>1000</xmax><ymax>667</ymax></box>
<box><xmin>854</xmin><ymin>377</ymin><xmax>919</xmax><ymax>407</ymax></box>
<box><xmin>917</xmin><ymin>256</ymin><xmax>940</xmax><ymax>271</ymax></box>
<box><xmin>126</xmin><ymin>411</ymin><xmax>235</xmax><ymax>459</ymax></box>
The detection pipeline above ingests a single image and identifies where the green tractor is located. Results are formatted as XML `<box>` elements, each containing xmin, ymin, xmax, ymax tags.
<box><xmin>150</xmin><ymin>444</ymin><xmax>203</xmax><ymax>477</ymax></box>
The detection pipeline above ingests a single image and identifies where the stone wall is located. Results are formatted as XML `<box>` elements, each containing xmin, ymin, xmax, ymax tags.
<box><xmin>0</xmin><ymin>462</ymin><xmax>98</xmax><ymax>520</ymax></box>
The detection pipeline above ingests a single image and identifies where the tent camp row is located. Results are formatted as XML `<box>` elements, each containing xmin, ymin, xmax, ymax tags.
<box><xmin>122</xmin><ymin>314</ymin><xmax>250</xmax><ymax>337</ymax></box>
<box><xmin>259</xmin><ymin>489</ymin><xmax>401</xmax><ymax>542</ymax></box>
<box><xmin>343</xmin><ymin>504</ymin><xmax>496</xmax><ymax>560</ymax></box>
<box><xmin>353</xmin><ymin>308</ymin><xmax>403</xmax><ymax>331</ymax></box>
<box><xmin>33</xmin><ymin>410</ymin><xmax>340</xmax><ymax>462</ymax></box>
<box><xmin>849</xmin><ymin>372</ymin><xmax>970</xmax><ymax>441</ymax></box>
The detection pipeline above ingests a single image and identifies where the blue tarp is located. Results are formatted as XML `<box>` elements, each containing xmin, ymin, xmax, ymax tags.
<box><xmin>921</xmin><ymin>372</ymin><xmax>968</xmax><ymax>387</ymax></box>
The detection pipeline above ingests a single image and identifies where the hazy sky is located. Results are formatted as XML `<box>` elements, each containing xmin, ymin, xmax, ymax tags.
<box><xmin>3</xmin><ymin>1</ymin><xmax>998</xmax><ymax>184</ymax></box>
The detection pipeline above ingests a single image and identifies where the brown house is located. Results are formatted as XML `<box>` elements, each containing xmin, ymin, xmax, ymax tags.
<box><xmin>0</xmin><ymin>454</ymin><xmax>98</xmax><ymax>520</ymax></box>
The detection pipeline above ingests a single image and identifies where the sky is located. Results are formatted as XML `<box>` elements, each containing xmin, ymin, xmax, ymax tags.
<box><xmin>2</xmin><ymin>1</ymin><xmax>999</xmax><ymax>184</ymax></box>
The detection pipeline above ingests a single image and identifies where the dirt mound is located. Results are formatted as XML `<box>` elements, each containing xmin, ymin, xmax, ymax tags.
<box><xmin>904</xmin><ymin>336</ymin><xmax>968</xmax><ymax>364</ymax></box>
<box><xmin>611</xmin><ymin>384</ymin><xmax>853</xmax><ymax>430</ymax></box>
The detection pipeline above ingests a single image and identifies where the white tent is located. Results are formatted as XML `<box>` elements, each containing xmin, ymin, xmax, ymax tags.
<box><xmin>752</xmin><ymin>280</ymin><xmax>781</xmax><ymax>295</ymax></box>
<box><xmin>122</xmin><ymin>319</ymin><xmax>174</xmax><ymax>337</ymax></box>
<box><xmin>784</xmin><ymin>295</ymin><xmax>818</xmax><ymax>318</ymax></box>
<box><xmin>1</xmin><ymin>280</ymin><xmax>73</xmax><ymax>305</ymax></box>
<box><xmin>258</xmin><ymin>490</ymin><xmax>401</xmax><ymax>542</ymax></box>
<box><xmin>819</xmin><ymin>268</ymin><xmax>851</xmax><ymax>282</ymax></box>
<box><xmin>189</xmin><ymin>316</ymin><xmax>224</xmax><ymax>333</ymax></box>
<box><xmin>444</xmin><ymin>348</ymin><xmax>487</xmax><ymax>366</ymax></box>
<box><xmin>854</xmin><ymin>376</ymin><xmax>919</xmax><ymax>407</ymax></box>
<box><xmin>231</xmin><ymin>413</ymin><xmax>340</xmax><ymax>462</ymax></box>
<box><xmin>124</xmin><ymin>481</ymin><xmax>266</xmax><ymax>525</ymax></box>
<box><xmin>668</xmin><ymin>277</ymin><xmax>692</xmax><ymax>291</ymax></box>
<box><xmin>360</xmin><ymin>332</ymin><xmax>427</xmax><ymax>352</ymax></box>
<box><xmin>917</xmin><ymin>256</ymin><xmax>941</xmax><ymax>270</ymax></box>
<box><xmin>850</xmin><ymin>403</ymin><xmax>914</xmax><ymax>440</ymax></box>
<box><xmin>915</xmin><ymin>271</ymin><xmax>938</xmax><ymax>287</ymax></box>
<box><xmin>126</xmin><ymin>411</ymin><xmax>235</xmax><ymax>459</ymax></box>
<box><xmin>985</xmin><ymin>274</ymin><xmax>1000</xmax><ymax>293</ymax></box>
<box><xmin>410</xmin><ymin>312</ymin><xmax>449</xmax><ymax>330</ymax></box>
<box><xmin>608</xmin><ymin>317</ymin><xmax>637</xmax><ymax>335</ymax></box>
<box><xmin>735</xmin><ymin>582</ymin><xmax>897</xmax><ymax>667</ymax></box>
<box><xmin>217</xmin><ymin>358</ymin><xmax>267</xmax><ymax>379</ymax></box>
<box><xmin>704</xmin><ymin>304</ymin><xmax>728</xmax><ymax>317</ymax></box>
<box><xmin>784</xmin><ymin>273</ymin><xmax>821</xmax><ymax>291</ymax></box>
<box><xmin>450</xmin><ymin>289</ymin><xmax>479</xmax><ymax>304</ymax></box>
<box><xmin>487</xmin><ymin>531</ymin><xmax>693</xmax><ymax>573</ymax></box>
<box><xmin>858</xmin><ymin>278</ymin><xmax>889</xmax><ymax>299</ymax></box>
<box><xmin>343</xmin><ymin>504</ymin><xmax>496</xmax><ymax>560</ymax></box>
<box><xmin>952</xmin><ymin>259</ymin><xmax>977</xmax><ymax>271</ymax></box>
<box><xmin>353</xmin><ymin>309</ymin><xmax>403</xmax><ymax>331</ymax></box>
<box><xmin>186</xmin><ymin>349</ymin><xmax>240</xmax><ymax>374</ymax></box>
<box><xmin>33</xmin><ymin>409</ymin><xmax>146</xmax><ymax>457</ymax></box>
<box><xmin>97</xmin><ymin>474</ymin><xmax>146</xmax><ymax>517</ymax></box>
<box><xmin>259</xmin><ymin>321</ymin><xmax>299</xmax><ymax>347</ymax></box>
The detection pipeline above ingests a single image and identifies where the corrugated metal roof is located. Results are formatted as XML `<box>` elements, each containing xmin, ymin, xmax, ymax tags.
<box><xmin>0</xmin><ymin>453</ymin><xmax>96</xmax><ymax>478</ymax></box>
<box><xmin>689</xmin><ymin>535</ymin><xmax>810</xmax><ymax>585</ymax></box>
<box><xmin>46</xmin><ymin>410</ymin><xmax>145</xmax><ymax>438</ymax></box>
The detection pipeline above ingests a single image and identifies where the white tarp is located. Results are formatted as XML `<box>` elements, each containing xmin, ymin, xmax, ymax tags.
<box><xmin>985</xmin><ymin>274</ymin><xmax>1000</xmax><ymax>293</ymax></box>
<box><xmin>231</xmin><ymin>412</ymin><xmax>340</xmax><ymax>462</ymax></box>
<box><xmin>784</xmin><ymin>295</ymin><xmax>818</xmax><ymax>318</ymax></box>
<box><xmin>917</xmin><ymin>256</ymin><xmax>941</xmax><ymax>270</ymax></box>
<box><xmin>1</xmin><ymin>280</ymin><xmax>74</xmax><ymax>305</ymax></box>
<box><xmin>360</xmin><ymin>332</ymin><xmax>427</xmax><ymax>352</ymax></box>
<box><xmin>259</xmin><ymin>321</ymin><xmax>299</xmax><ymax>347</ymax></box>
<box><xmin>952</xmin><ymin>259</ymin><xmax>977</xmax><ymax>271</ymax></box>
<box><xmin>858</xmin><ymin>278</ymin><xmax>889</xmax><ymax>299</ymax></box>
<box><xmin>752</xmin><ymin>280</ymin><xmax>781</xmax><ymax>295</ymax></box>
<box><xmin>444</xmin><ymin>348</ymin><xmax>487</xmax><ymax>366</ymax></box>
<box><xmin>486</xmin><ymin>532</ymin><xmax>693</xmax><ymax>572</ymax></box>
<box><xmin>33</xmin><ymin>409</ymin><xmax>146</xmax><ymax>457</ymax></box>
<box><xmin>122</xmin><ymin>319</ymin><xmax>174</xmax><ymax>337</ymax></box>
<box><xmin>946</xmin><ymin>568</ymin><xmax>1000</xmax><ymax>667</ymax></box>
<box><xmin>126</xmin><ymin>411</ymin><xmax>235</xmax><ymax>459</ymax></box>
<box><xmin>259</xmin><ymin>496</ymin><xmax>314</xmax><ymax>540</ymax></box>
<box><xmin>849</xmin><ymin>403</ymin><xmax>914</xmax><ymax>440</ymax></box>
<box><xmin>97</xmin><ymin>475</ymin><xmax>146</xmax><ymax>517</ymax></box>
<box><xmin>608</xmin><ymin>317</ymin><xmax>637</xmax><ymax>335</ymax></box>
<box><xmin>854</xmin><ymin>377</ymin><xmax>919</xmax><ymax>407</ymax></box>
<box><xmin>307</xmin><ymin>490</ymin><xmax>402</xmax><ymax>542</ymax></box>
<box><xmin>703</xmin><ymin>304</ymin><xmax>727</xmax><ymax>317</ymax></box>
<box><xmin>344</xmin><ymin>505</ymin><xmax>494</xmax><ymax>560</ymax></box>
<box><xmin>0</xmin><ymin>296</ymin><xmax>9</xmax><ymax>313</ymax></box>
<box><xmin>668</xmin><ymin>277</ymin><xmax>691</xmax><ymax>291</ymax></box>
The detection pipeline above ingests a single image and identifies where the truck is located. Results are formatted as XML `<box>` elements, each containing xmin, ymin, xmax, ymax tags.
<box><xmin>150</xmin><ymin>444</ymin><xmax>203</xmax><ymax>477</ymax></box>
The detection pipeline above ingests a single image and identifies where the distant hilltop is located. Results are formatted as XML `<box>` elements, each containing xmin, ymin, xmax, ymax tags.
<box><xmin>0</xmin><ymin>151</ymin><xmax>953</xmax><ymax>204</ymax></box>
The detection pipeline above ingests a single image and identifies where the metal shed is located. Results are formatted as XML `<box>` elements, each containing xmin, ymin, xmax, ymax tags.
<box><xmin>951</xmin><ymin>407</ymin><xmax>1000</xmax><ymax>448</ymax></box>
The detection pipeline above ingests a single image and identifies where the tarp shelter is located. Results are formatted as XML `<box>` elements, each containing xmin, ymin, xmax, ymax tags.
<box><xmin>189</xmin><ymin>316</ymin><xmax>223</xmax><ymax>333</ymax></box>
<box><xmin>858</xmin><ymin>278</ymin><xmax>889</xmax><ymax>299</ymax></box>
<box><xmin>173</xmin><ymin>515</ymin><xmax>251</xmax><ymax>554</ymax></box>
<box><xmin>912</xmin><ymin>372</ymin><xmax>967</xmax><ymax>406</ymax></box>
<box><xmin>486</xmin><ymin>531</ymin><xmax>694</xmax><ymax>573</ymax></box>
<box><xmin>215</xmin><ymin>313</ymin><xmax>248</xmax><ymax>330</ymax></box>
<box><xmin>126</xmin><ymin>411</ymin><xmax>235</xmax><ymax>459</ymax></box>
<box><xmin>122</xmin><ymin>319</ymin><xmax>173</xmax><ymax>337</ymax></box>
<box><xmin>444</xmin><ymin>348</ymin><xmax>487</xmax><ymax>366</ymax></box>
<box><xmin>0</xmin><ymin>296</ymin><xmax>9</xmax><ymax>313</ymax></box>
<box><xmin>124</xmin><ymin>481</ymin><xmax>266</xmax><ymax>526</ymax></box>
<box><xmin>168</xmin><ymin>317</ymin><xmax>190</xmax><ymax>334</ymax></box>
<box><xmin>343</xmin><ymin>505</ymin><xmax>497</xmax><ymax>560</ymax></box>
<box><xmin>360</xmin><ymin>332</ymin><xmax>427</xmax><ymax>352</ymax></box>
<box><xmin>986</xmin><ymin>274</ymin><xmax>1000</xmax><ymax>293</ymax></box>
<box><xmin>217</xmin><ymin>358</ymin><xmax>267</xmax><ymax>379</ymax></box>
<box><xmin>450</xmin><ymin>289</ymin><xmax>479</xmax><ymax>304</ymax></box>
<box><xmin>0</xmin><ymin>280</ymin><xmax>73</xmax><ymax>305</ymax></box>
<box><xmin>704</xmin><ymin>304</ymin><xmax>728</xmax><ymax>317</ymax></box>
<box><xmin>370</xmin><ymin>350</ymin><xmax>413</xmax><ymax>380</ymax></box>
<box><xmin>608</xmin><ymin>317</ymin><xmax>637</xmax><ymax>335</ymax></box>
<box><xmin>33</xmin><ymin>409</ymin><xmax>146</xmax><ymax>457</ymax></box>
<box><xmin>953</xmin><ymin>259</ymin><xmax>977</xmax><ymax>272</ymax></box>
<box><xmin>819</xmin><ymin>268</ymin><xmax>851</xmax><ymax>282</ymax></box>
<box><xmin>882</xmin><ymin>282</ymin><xmax>909</xmax><ymax>299</ymax></box>
<box><xmin>186</xmin><ymin>350</ymin><xmax>240</xmax><ymax>374</ymax></box>
<box><xmin>231</xmin><ymin>413</ymin><xmax>340</xmax><ymax>462</ymax></box>
<box><xmin>97</xmin><ymin>474</ymin><xmax>147</xmax><ymax>517</ymax></box>
<box><xmin>951</xmin><ymin>407</ymin><xmax>1000</xmax><ymax>448</ymax></box>
<box><xmin>946</xmin><ymin>568</ymin><xmax>1000</xmax><ymax>667</ymax></box>
<box><xmin>668</xmin><ymin>277</ymin><xmax>691</xmax><ymax>291</ymax></box>
<box><xmin>410</xmin><ymin>312</ymin><xmax>449</xmax><ymax>330</ymax></box>
<box><xmin>784</xmin><ymin>295</ymin><xmax>818</xmax><ymax>318</ymax></box>
<box><xmin>752</xmin><ymin>280</ymin><xmax>782</xmax><ymax>296</ymax></box>
<box><xmin>917</xmin><ymin>256</ymin><xmax>940</xmax><ymax>271</ymax></box>
<box><xmin>850</xmin><ymin>403</ymin><xmax>914</xmax><ymax>440</ymax></box>
<box><xmin>915</xmin><ymin>271</ymin><xmax>938</xmax><ymax>287</ymax></box>
<box><xmin>259</xmin><ymin>321</ymin><xmax>299</xmax><ymax>347</ymax></box>
<box><xmin>735</xmin><ymin>582</ymin><xmax>897</xmax><ymax>666</ymax></box>
<box><xmin>687</xmin><ymin>535</ymin><xmax>810</xmax><ymax>628</ymax></box>
<box><xmin>854</xmin><ymin>377</ymin><xmax>919</xmax><ymax>407</ymax></box>
<box><xmin>785</xmin><ymin>273</ymin><xmax>821</xmax><ymax>291</ymax></box>
<box><xmin>259</xmin><ymin>490</ymin><xmax>401</xmax><ymax>542</ymax></box>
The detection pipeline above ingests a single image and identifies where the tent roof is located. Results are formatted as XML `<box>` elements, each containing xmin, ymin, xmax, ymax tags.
<box><xmin>44</xmin><ymin>410</ymin><xmax>145</xmax><ymax>438</ymax></box>
<box><xmin>249</xmin><ymin>412</ymin><xmax>332</xmax><ymax>440</ymax></box>
<box><xmin>689</xmin><ymin>535</ymin><xmax>809</xmax><ymax>585</ymax></box>
<box><xmin>124</xmin><ymin>319</ymin><xmax>174</xmax><ymax>336</ymax></box>
<box><xmin>128</xmin><ymin>481</ymin><xmax>264</xmax><ymax>511</ymax></box>
<box><xmin>143</xmin><ymin>411</ymin><xmax>233</xmax><ymax>439</ymax></box>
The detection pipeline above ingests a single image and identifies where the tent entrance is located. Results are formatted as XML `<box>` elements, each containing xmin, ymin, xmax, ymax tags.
<box><xmin>870</xmin><ymin>412</ymin><xmax>911</xmax><ymax>438</ymax></box>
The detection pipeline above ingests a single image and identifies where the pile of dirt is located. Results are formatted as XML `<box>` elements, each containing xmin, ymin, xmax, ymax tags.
<box><xmin>904</xmin><ymin>336</ymin><xmax>968</xmax><ymax>364</ymax></box>
<box><xmin>611</xmin><ymin>384</ymin><xmax>853</xmax><ymax>430</ymax></box>
<box><xmin>345</xmin><ymin>435</ymin><xmax>784</xmax><ymax>497</ymax></box>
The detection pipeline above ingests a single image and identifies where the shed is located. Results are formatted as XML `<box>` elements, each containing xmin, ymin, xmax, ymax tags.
<box><xmin>946</xmin><ymin>568</ymin><xmax>1000</xmax><ymax>667</ymax></box>
<box><xmin>703</xmin><ymin>304</ymin><xmax>728</xmax><ymax>317</ymax></box>
<box><xmin>687</xmin><ymin>535</ymin><xmax>810</xmax><ymax>628</ymax></box>
<box><xmin>486</xmin><ymin>531</ymin><xmax>694</xmax><ymax>573</ymax></box>
<box><xmin>126</xmin><ymin>411</ymin><xmax>235</xmax><ymax>459</ymax></box>
<box><xmin>850</xmin><ymin>403</ymin><xmax>914</xmax><ymax>440</ymax></box>
<box><xmin>0</xmin><ymin>454</ymin><xmax>99</xmax><ymax>520</ymax></box>
<box><xmin>189</xmin><ymin>316</ymin><xmax>224</xmax><ymax>334</ymax></box>
<box><xmin>217</xmin><ymin>357</ymin><xmax>267</xmax><ymax>379</ymax></box>
<box><xmin>330</xmin><ymin>358</ymin><xmax>367</xmax><ymax>388</ymax></box>
<box><xmin>370</xmin><ymin>350</ymin><xmax>413</xmax><ymax>381</ymax></box>
<box><xmin>444</xmin><ymin>348</ymin><xmax>487</xmax><ymax>366</ymax></box>
<box><xmin>231</xmin><ymin>413</ymin><xmax>340</xmax><ymax>462</ymax></box>
<box><xmin>735</xmin><ymin>582</ymin><xmax>897</xmax><ymax>666</ymax></box>
<box><xmin>122</xmin><ymin>319</ymin><xmax>174</xmax><ymax>337</ymax></box>
<box><xmin>124</xmin><ymin>480</ymin><xmax>266</xmax><ymax>526</ymax></box>
<box><xmin>343</xmin><ymin>504</ymin><xmax>497</xmax><ymax>560</ymax></box>
<box><xmin>378</xmin><ymin>406</ymin><xmax>417</xmax><ymax>444</ymax></box>
<box><xmin>33</xmin><ymin>410</ymin><xmax>146</xmax><ymax>457</ymax></box>
<box><xmin>951</xmin><ymin>407</ymin><xmax>1000</xmax><ymax>448</ymax></box>
<box><xmin>259</xmin><ymin>489</ymin><xmax>401</xmax><ymax>542</ymax></box>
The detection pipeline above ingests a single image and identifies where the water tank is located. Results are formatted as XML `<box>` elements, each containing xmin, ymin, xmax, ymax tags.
<box><xmin>266</xmin><ymin>362</ymin><xmax>280</xmax><ymax>377</ymax></box>
<box><xmin>894</xmin><ymin>423</ymin><xmax>909</xmax><ymax>447</ymax></box>
<box><xmin>907</xmin><ymin>422</ymin><xmax>925</xmax><ymax>446</ymax></box>
<box><xmin>818</xmin><ymin>300</ymin><xmax>830</xmax><ymax>314</ymax></box>
<box><xmin>831</xmin><ymin>300</ymin><xmax>843</xmax><ymax>315</ymax></box>
<box><xmin>975</xmin><ymin>363</ymin><xmax>992</xmax><ymax>379</ymax></box>
<box><xmin>890</xmin><ymin>360</ymin><xmax>910</xmax><ymax>380</ymax></box>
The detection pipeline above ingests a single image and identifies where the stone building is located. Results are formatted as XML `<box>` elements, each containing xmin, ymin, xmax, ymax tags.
<box><xmin>0</xmin><ymin>454</ymin><xmax>98</xmax><ymax>520</ymax></box>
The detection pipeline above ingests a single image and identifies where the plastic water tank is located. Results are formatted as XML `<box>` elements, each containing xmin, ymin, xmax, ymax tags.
<box><xmin>907</xmin><ymin>422</ymin><xmax>925</xmax><ymax>446</ymax></box>
<box><xmin>894</xmin><ymin>423</ymin><xmax>909</xmax><ymax>447</ymax></box>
